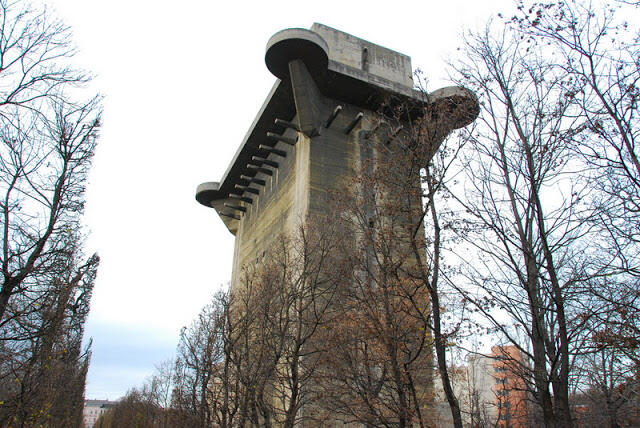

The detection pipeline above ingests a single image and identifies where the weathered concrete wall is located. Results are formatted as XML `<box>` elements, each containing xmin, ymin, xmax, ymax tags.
<box><xmin>308</xmin><ymin>102</ymin><xmax>365</xmax><ymax>216</ymax></box>
<box><xmin>231</xmin><ymin>97</ymin><xmax>369</xmax><ymax>285</ymax></box>
<box><xmin>311</xmin><ymin>23</ymin><xmax>413</xmax><ymax>89</ymax></box>
<box><xmin>195</xmin><ymin>21</ymin><xmax>479</xmax><ymax>428</ymax></box>
<box><xmin>230</xmin><ymin>123</ymin><xmax>308</xmax><ymax>286</ymax></box>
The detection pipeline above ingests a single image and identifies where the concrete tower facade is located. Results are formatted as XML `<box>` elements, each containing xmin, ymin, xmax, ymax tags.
<box><xmin>195</xmin><ymin>23</ymin><xmax>478</xmax><ymax>426</ymax></box>
<box><xmin>196</xmin><ymin>24</ymin><xmax>477</xmax><ymax>286</ymax></box>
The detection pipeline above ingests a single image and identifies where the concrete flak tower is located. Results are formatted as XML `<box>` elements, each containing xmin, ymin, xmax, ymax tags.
<box><xmin>196</xmin><ymin>23</ymin><xmax>478</xmax><ymax>287</ymax></box>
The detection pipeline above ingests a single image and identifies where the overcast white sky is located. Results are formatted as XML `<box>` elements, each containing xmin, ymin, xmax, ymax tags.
<box><xmin>34</xmin><ymin>0</ymin><xmax>514</xmax><ymax>400</ymax></box>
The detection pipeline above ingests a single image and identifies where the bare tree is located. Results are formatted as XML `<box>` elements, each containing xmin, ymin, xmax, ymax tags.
<box><xmin>172</xmin><ymin>294</ymin><xmax>227</xmax><ymax>428</ymax></box>
<box><xmin>0</xmin><ymin>0</ymin><xmax>100</xmax><ymax>322</ymax></box>
<box><xmin>448</xmin><ymin>18</ymin><xmax>600</xmax><ymax>426</ymax></box>
<box><xmin>96</xmin><ymin>387</ymin><xmax>167</xmax><ymax>428</ymax></box>
<box><xmin>0</xmin><ymin>1</ymin><xmax>102</xmax><ymax>425</ymax></box>
<box><xmin>271</xmin><ymin>220</ymin><xmax>344</xmax><ymax>427</ymax></box>
<box><xmin>0</xmin><ymin>240</ymin><xmax>98</xmax><ymax>427</ymax></box>
<box><xmin>573</xmin><ymin>347</ymin><xmax>640</xmax><ymax>427</ymax></box>
<box><xmin>219</xmin><ymin>219</ymin><xmax>343</xmax><ymax>427</ymax></box>
<box><xmin>0</xmin><ymin>0</ymin><xmax>102</xmax><ymax>347</ymax></box>
<box><xmin>449</xmin><ymin>3</ymin><xmax>640</xmax><ymax>426</ymax></box>
<box><xmin>315</xmin><ymin>100</ymin><xmax>473</xmax><ymax>427</ymax></box>
<box><xmin>226</xmin><ymin>266</ymin><xmax>282</xmax><ymax>427</ymax></box>
<box><xmin>512</xmin><ymin>0</ymin><xmax>640</xmax><ymax>391</ymax></box>
<box><xmin>512</xmin><ymin>1</ymin><xmax>639</xmax><ymax>252</ymax></box>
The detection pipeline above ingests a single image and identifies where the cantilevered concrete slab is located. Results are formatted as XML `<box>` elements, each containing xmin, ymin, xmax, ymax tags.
<box><xmin>196</xmin><ymin>23</ymin><xmax>478</xmax><ymax>278</ymax></box>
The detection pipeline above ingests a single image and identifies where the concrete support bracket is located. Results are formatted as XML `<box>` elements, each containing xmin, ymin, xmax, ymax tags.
<box><xmin>288</xmin><ymin>59</ymin><xmax>325</xmax><ymax>137</ymax></box>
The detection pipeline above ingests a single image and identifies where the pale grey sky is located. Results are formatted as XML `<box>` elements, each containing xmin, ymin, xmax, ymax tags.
<box><xmin>37</xmin><ymin>0</ymin><xmax>514</xmax><ymax>399</ymax></box>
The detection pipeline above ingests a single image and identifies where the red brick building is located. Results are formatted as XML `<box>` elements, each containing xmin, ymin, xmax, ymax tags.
<box><xmin>490</xmin><ymin>345</ymin><xmax>528</xmax><ymax>428</ymax></box>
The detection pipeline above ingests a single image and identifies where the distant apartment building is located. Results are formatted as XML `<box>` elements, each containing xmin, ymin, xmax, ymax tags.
<box><xmin>83</xmin><ymin>399</ymin><xmax>115</xmax><ymax>428</ymax></box>
<box><xmin>437</xmin><ymin>345</ymin><xmax>529</xmax><ymax>427</ymax></box>
<box><xmin>466</xmin><ymin>352</ymin><xmax>499</xmax><ymax>425</ymax></box>
<box><xmin>489</xmin><ymin>345</ymin><xmax>528</xmax><ymax>427</ymax></box>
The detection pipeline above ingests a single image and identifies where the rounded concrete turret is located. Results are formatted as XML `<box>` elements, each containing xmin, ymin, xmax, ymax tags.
<box><xmin>265</xmin><ymin>28</ymin><xmax>329</xmax><ymax>80</ymax></box>
<box><xmin>195</xmin><ymin>182</ymin><xmax>221</xmax><ymax>207</ymax></box>
<box><xmin>427</xmin><ymin>86</ymin><xmax>480</xmax><ymax>129</ymax></box>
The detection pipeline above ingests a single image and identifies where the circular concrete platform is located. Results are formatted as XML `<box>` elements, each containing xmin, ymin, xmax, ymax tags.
<box><xmin>428</xmin><ymin>86</ymin><xmax>480</xmax><ymax>129</ymax></box>
<box><xmin>195</xmin><ymin>182</ymin><xmax>221</xmax><ymax>207</ymax></box>
<box><xmin>265</xmin><ymin>28</ymin><xmax>329</xmax><ymax>80</ymax></box>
